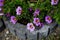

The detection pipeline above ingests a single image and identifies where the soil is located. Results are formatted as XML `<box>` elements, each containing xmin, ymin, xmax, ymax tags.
<box><xmin>17</xmin><ymin>18</ymin><xmax>30</xmax><ymax>25</ymax></box>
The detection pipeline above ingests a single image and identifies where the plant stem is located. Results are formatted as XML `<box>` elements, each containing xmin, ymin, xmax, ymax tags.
<box><xmin>35</xmin><ymin>0</ymin><xmax>40</xmax><ymax>9</ymax></box>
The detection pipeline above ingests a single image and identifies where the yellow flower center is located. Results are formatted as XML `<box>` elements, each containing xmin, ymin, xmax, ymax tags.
<box><xmin>13</xmin><ymin>18</ymin><xmax>17</xmax><ymax>21</ymax></box>
<box><xmin>47</xmin><ymin>17</ymin><xmax>51</xmax><ymax>21</ymax></box>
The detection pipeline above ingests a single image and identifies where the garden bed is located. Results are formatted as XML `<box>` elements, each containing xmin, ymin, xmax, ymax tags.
<box><xmin>4</xmin><ymin>20</ymin><xmax>58</xmax><ymax>40</ymax></box>
<box><xmin>0</xmin><ymin>0</ymin><xmax>60</xmax><ymax>40</ymax></box>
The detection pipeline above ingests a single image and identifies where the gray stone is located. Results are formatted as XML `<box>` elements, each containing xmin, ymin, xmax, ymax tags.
<box><xmin>58</xmin><ymin>24</ymin><xmax>60</xmax><ymax>28</ymax></box>
<box><xmin>27</xmin><ymin>30</ymin><xmax>37</xmax><ymax>40</ymax></box>
<box><xmin>4</xmin><ymin>20</ymin><xmax>58</xmax><ymax>40</ymax></box>
<box><xmin>9</xmin><ymin>28</ymin><xmax>15</xmax><ymax>36</ymax></box>
<box><xmin>16</xmin><ymin>27</ymin><xmax>26</xmax><ymax>38</ymax></box>
<box><xmin>39</xmin><ymin>25</ymin><xmax>49</xmax><ymax>37</ymax></box>
<box><xmin>0</xmin><ymin>20</ymin><xmax>3</xmax><ymax>27</ymax></box>
<box><xmin>48</xmin><ymin>22</ymin><xmax>57</xmax><ymax>30</ymax></box>
<box><xmin>4</xmin><ymin>21</ymin><xmax>26</xmax><ymax>40</ymax></box>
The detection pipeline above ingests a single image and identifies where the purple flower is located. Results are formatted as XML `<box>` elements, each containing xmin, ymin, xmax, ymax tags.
<box><xmin>33</xmin><ymin>18</ymin><xmax>40</xmax><ymax>26</ymax></box>
<box><xmin>45</xmin><ymin>16</ymin><xmax>52</xmax><ymax>24</ymax></box>
<box><xmin>33</xmin><ymin>9</ymin><xmax>40</xmax><ymax>17</ymax></box>
<box><xmin>16</xmin><ymin>6</ymin><xmax>22</xmax><ymax>15</ymax></box>
<box><xmin>0</xmin><ymin>0</ymin><xmax>4</xmax><ymax>2</ymax></box>
<box><xmin>6</xmin><ymin>13</ymin><xmax>10</xmax><ymax>17</ymax></box>
<box><xmin>38</xmin><ymin>22</ymin><xmax>44</xmax><ymax>27</ymax></box>
<box><xmin>27</xmin><ymin>23</ymin><xmax>35</xmax><ymax>32</ymax></box>
<box><xmin>0</xmin><ymin>0</ymin><xmax>4</xmax><ymax>6</ymax></box>
<box><xmin>51</xmin><ymin>0</ymin><xmax>59</xmax><ymax>5</ymax></box>
<box><xmin>10</xmin><ymin>16</ymin><xmax>17</xmax><ymax>24</ymax></box>
<box><xmin>29</xmin><ymin>7</ymin><xmax>33</xmax><ymax>12</ymax></box>
<box><xmin>0</xmin><ymin>2</ymin><xmax>4</xmax><ymax>6</ymax></box>
<box><xmin>5</xmin><ymin>13</ymin><xmax>11</xmax><ymax>20</ymax></box>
